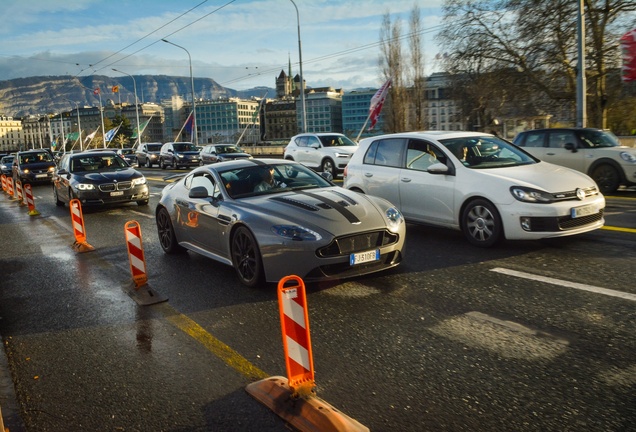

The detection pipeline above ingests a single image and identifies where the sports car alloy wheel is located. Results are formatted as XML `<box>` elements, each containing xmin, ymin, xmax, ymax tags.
<box><xmin>461</xmin><ymin>199</ymin><xmax>503</xmax><ymax>247</ymax></box>
<box><xmin>231</xmin><ymin>226</ymin><xmax>263</xmax><ymax>287</ymax></box>
<box><xmin>156</xmin><ymin>207</ymin><xmax>185</xmax><ymax>253</ymax></box>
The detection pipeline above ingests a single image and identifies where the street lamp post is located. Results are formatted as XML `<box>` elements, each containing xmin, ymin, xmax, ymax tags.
<box><xmin>289</xmin><ymin>0</ymin><xmax>307</xmax><ymax>133</ymax></box>
<box><xmin>162</xmin><ymin>39</ymin><xmax>198</xmax><ymax>146</ymax></box>
<box><xmin>65</xmin><ymin>99</ymin><xmax>83</xmax><ymax>151</ymax></box>
<box><xmin>112</xmin><ymin>69</ymin><xmax>141</xmax><ymax>147</ymax></box>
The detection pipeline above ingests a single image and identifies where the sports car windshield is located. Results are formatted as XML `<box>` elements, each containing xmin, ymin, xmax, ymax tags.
<box><xmin>219</xmin><ymin>163</ymin><xmax>332</xmax><ymax>198</ymax></box>
<box><xmin>441</xmin><ymin>136</ymin><xmax>536</xmax><ymax>169</ymax></box>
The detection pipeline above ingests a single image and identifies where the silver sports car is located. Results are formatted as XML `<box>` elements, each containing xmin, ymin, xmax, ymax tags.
<box><xmin>156</xmin><ymin>159</ymin><xmax>405</xmax><ymax>287</ymax></box>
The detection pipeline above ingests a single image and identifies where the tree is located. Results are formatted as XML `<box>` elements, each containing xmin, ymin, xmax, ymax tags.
<box><xmin>437</xmin><ymin>0</ymin><xmax>636</xmax><ymax>129</ymax></box>
<box><xmin>379</xmin><ymin>11</ymin><xmax>407</xmax><ymax>132</ymax></box>
<box><xmin>408</xmin><ymin>5</ymin><xmax>426</xmax><ymax>130</ymax></box>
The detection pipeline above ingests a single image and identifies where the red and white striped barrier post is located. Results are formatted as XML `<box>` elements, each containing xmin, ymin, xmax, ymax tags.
<box><xmin>245</xmin><ymin>275</ymin><xmax>369</xmax><ymax>432</ymax></box>
<box><xmin>125</xmin><ymin>220</ymin><xmax>148</xmax><ymax>288</ymax></box>
<box><xmin>123</xmin><ymin>220</ymin><xmax>166</xmax><ymax>306</ymax></box>
<box><xmin>7</xmin><ymin>177</ymin><xmax>16</xmax><ymax>200</ymax></box>
<box><xmin>15</xmin><ymin>180</ymin><xmax>25</xmax><ymax>206</ymax></box>
<box><xmin>69</xmin><ymin>198</ymin><xmax>94</xmax><ymax>252</ymax></box>
<box><xmin>1</xmin><ymin>174</ymin><xmax>6</xmax><ymax>193</ymax></box>
<box><xmin>23</xmin><ymin>183</ymin><xmax>40</xmax><ymax>216</ymax></box>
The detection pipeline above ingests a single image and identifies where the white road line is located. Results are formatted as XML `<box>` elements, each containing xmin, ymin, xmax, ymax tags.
<box><xmin>490</xmin><ymin>267</ymin><xmax>636</xmax><ymax>302</ymax></box>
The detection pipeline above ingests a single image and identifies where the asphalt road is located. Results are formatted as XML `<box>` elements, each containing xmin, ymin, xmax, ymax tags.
<box><xmin>0</xmin><ymin>171</ymin><xmax>634</xmax><ymax>432</ymax></box>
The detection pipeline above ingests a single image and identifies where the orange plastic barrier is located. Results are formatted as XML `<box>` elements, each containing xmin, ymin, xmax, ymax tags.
<box><xmin>1</xmin><ymin>174</ymin><xmax>6</xmax><ymax>193</ymax></box>
<box><xmin>7</xmin><ymin>178</ymin><xmax>15</xmax><ymax>200</ymax></box>
<box><xmin>23</xmin><ymin>183</ymin><xmax>40</xmax><ymax>216</ymax></box>
<box><xmin>69</xmin><ymin>199</ymin><xmax>94</xmax><ymax>252</ymax></box>
<box><xmin>278</xmin><ymin>275</ymin><xmax>315</xmax><ymax>396</ymax></box>
<box><xmin>124</xmin><ymin>220</ymin><xmax>148</xmax><ymax>288</ymax></box>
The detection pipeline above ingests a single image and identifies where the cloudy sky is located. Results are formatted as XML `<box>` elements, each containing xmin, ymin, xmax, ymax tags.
<box><xmin>0</xmin><ymin>0</ymin><xmax>446</xmax><ymax>91</ymax></box>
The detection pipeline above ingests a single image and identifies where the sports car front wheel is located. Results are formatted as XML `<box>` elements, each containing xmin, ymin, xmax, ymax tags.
<box><xmin>231</xmin><ymin>226</ymin><xmax>264</xmax><ymax>287</ymax></box>
<box><xmin>156</xmin><ymin>207</ymin><xmax>185</xmax><ymax>254</ymax></box>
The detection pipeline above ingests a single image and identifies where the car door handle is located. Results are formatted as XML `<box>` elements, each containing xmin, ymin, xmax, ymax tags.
<box><xmin>364</xmin><ymin>173</ymin><xmax>373</xmax><ymax>177</ymax></box>
<box><xmin>401</xmin><ymin>177</ymin><xmax>412</xmax><ymax>183</ymax></box>
<box><xmin>545</xmin><ymin>152</ymin><xmax>556</xmax><ymax>156</ymax></box>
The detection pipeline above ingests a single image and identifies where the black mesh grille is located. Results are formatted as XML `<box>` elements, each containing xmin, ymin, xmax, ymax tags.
<box><xmin>318</xmin><ymin>230</ymin><xmax>400</xmax><ymax>258</ymax></box>
<box><xmin>98</xmin><ymin>182</ymin><xmax>132</xmax><ymax>192</ymax></box>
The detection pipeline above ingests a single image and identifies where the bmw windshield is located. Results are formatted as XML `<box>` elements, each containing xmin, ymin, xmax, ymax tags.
<box><xmin>441</xmin><ymin>136</ymin><xmax>537</xmax><ymax>169</ymax></box>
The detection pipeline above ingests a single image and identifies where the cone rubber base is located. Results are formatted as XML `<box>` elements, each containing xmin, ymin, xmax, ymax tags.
<box><xmin>246</xmin><ymin>376</ymin><xmax>369</xmax><ymax>432</ymax></box>
<box><xmin>72</xmin><ymin>241</ymin><xmax>95</xmax><ymax>252</ymax></box>
<box><xmin>126</xmin><ymin>282</ymin><xmax>168</xmax><ymax>306</ymax></box>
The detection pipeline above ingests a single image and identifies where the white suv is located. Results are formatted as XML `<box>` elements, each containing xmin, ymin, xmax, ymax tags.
<box><xmin>284</xmin><ymin>133</ymin><xmax>358</xmax><ymax>178</ymax></box>
<box><xmin>513</xmin><ymin>128</ymin><xmax>636</xmax><ymax>194</ymax></box>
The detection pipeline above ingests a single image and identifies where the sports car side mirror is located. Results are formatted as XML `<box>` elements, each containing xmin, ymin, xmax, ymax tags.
<box><xmin>320</xmin><ymin>171</ymin><xmax>333</xmax><ymax>182</ymax></box>
<box><xmin>189</xmin><ymin>186</ymin><xmax>209</xmax><ymax>199</ymax></box>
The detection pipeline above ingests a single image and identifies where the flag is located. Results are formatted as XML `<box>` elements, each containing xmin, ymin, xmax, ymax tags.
<box><xmin>112</xmin><ymin>85</ymin><xmax>119</xmax><ymax>93</ymax></box>
<box><xmin>84</xmin><ymin>128</ymin><xmax>98</xmax><ymax>143</ymax></box>
<box><xmin>131</xmin><ymin>118</ymin><xmax>151</xmax><ymax>139</ymax></box>
<box><xmin>183</xmin><ymin>112</ymin><xmax>194</xmax><ymax>134</ymax></box>
<box><xmin>368</xmin><ymin>78</ymin><xmax>392</xmax><ymax>130</ymax></box>
<box><xmin>93</xmin><ymin>88</ymin><xmax>101</xmax><ymax>95</ymax></box>
<box><xmin>104</xmin><ymin>124</ymin><xmax>121</xmax><ymax>142</ymax></box>
<box><xmin>620</xmin><ymin>28</ymin><xmax>636</xmax><ymax>82</ymax></box>
<box><xmin>66</xmin><ymin>132</ymin><xmax>80</xmax><ymax>141</ymax></box>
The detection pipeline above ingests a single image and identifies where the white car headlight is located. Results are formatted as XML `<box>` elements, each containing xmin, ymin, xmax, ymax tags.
<box><xmin>77</xmin><ymin>183</ymin><xmax>95</xmax><ymax>190</ymax></box>
<box><xmin>272</xmin><ymin>225</ymin><xmax>322</xmax><ymax>241</ymax></box>
<box><xmin>620</xmin><ymin>151</ymin><xmax>636</xmax><ymax>163</ymax></box>
<box><xmin>385</xmin><ymin>207</ymin><xmax>404</xmax><ymax>229</ymax></box>
<box><xmin>334</xmin><ymin>152</ymin><xmax>351</xmax><ymax>158</ymax></box>
<box><xmin>132</xmin><ymin>177</ymin><xmax>147</xmax><ymax>186</ymax></box>
<box><xmin>510</xmin><ymin>186</ymin><xmax>553</xmax><ymax>203</ymax></box>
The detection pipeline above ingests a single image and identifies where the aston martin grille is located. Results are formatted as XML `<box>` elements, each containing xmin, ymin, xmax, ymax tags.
<box><xmin>317</xmin><ymin>230</ymin><xmax>399</xmax><ymax>258</ymax></box>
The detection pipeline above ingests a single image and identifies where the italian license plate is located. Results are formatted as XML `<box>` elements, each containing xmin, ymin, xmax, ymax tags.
<box><xmin>571</xmin><ymin>204</ymin><xmax>597</xmax><ymax>218</ymax></box>
<box><xmin>350</xmin><ymin>249</ymin><xmax>380</xmax><ymax>266</ymax></box>
<box><xmin>110</xmin><ymin>191</ymin><xmax>124</xmax><ymax>196</ymax></box>
<box><xmin>36</xmin><ymin>174</ymin><xmax>48</xmax><ymax>178</ymax></box>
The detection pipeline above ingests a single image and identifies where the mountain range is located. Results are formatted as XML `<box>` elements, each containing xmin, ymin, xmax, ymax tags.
<box><xmin>0</xmin><ymin>75</ymin><xmax>276</xmax><ymax>117</ymax></box>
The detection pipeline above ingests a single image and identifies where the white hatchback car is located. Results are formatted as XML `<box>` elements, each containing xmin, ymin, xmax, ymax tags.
<box><xmin>343</xmin><ymin>131</ymin><xmax>606</xmax><ymax>247</ymax></box>
<box><xmin>283</xmin><ymin>133</ymin><xmax>358</xmax><ymax>178</ymax></box>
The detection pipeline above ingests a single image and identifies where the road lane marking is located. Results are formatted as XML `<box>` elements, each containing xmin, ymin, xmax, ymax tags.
<box><xmin>601</xmin><ymin>225</ymin><xmax>636</xmax><ymax>234</ymax></box>
<box><xmin>490</xmin><ymin>267</ymin><xmax>636</xmax><ymax>302</ymax></box>
<box><xmin>166</xmin><ymin>313</ymin><xmax>269</xmax><ymax>381</ymax></box>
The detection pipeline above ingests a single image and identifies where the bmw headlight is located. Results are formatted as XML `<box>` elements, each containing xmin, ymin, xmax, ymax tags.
<box><xmin>48</xmin><ymin>166</ymin><xmax>55</xmax><ymax>172</ymax></box>
<box><xmin>620</xmin><ymin>151</ymin><xmax>636</xmax><ymax>163</ymax></box>
<box><xmin>272</xmin><ymin>225</ymin><xmax>322</xmax><ymax>241</ymax></box>
<box><xmin>132</xmin><ymin>177</ymin><xmax>147</xmax><ymax>186</ymax></box>
<box><xmin>76</xmin><ymin>183</ymin><xmax>95</xmax><ymax>190</ymax></box>
<box><xmin>385</xmin><ymin>207</ymin><xmax>404</xmax><ymax>229</ymax></box>
<box><xmin>510</xmin><ymin>186</ymin><xmax>553</xmax><ymax>203</ymax></box>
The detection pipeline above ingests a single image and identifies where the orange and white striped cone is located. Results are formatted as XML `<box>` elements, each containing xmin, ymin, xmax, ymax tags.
<box><xmin>1</xmin><ymin>174</ymin><xmax>6</xmax><ymax>193</ymax></box>
<box><xmin>69</xmin><ymin>199</ymin><xmax>94</xmax><ymax>252</ymax></box>
<box><xmin>15</xmin><ymin>180</ymin><xmax>26</xmax><ymax>206</ymax></box>
<box><xmin>246</xmin><ymin>275</ymin><xmax>369</xmax><ymax>432</ymax></box>
<box><xmin>24</xmin><ymin>183</ymin><xmax>40</xmax><ymax>216</ymax></box>
<box><xmin>124</xmin><ymin>220</ymin><xmax>166</xmax><ymax>305</ymax></box>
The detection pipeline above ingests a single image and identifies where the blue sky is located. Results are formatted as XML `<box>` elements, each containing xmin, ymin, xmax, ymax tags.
<box><xmin>0</xmin><ymin>0</ymin><xmax>445</xmax><ymax>91</ymax></box>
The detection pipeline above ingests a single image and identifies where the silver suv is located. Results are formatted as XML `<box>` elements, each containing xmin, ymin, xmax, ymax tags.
<box><xmin>283</xmin><ymin>133</ymin><xmax>358</xmax><ymax>178</ymax></box>
<box><xmin>136</xmin><ymin>142</ymin><xmax>163</xmax><ymax>168</ymax></box>
<box><xmin>513</xmin><ymin>128</ymin><xmax>636</xmax><ymax>193</ymax></box>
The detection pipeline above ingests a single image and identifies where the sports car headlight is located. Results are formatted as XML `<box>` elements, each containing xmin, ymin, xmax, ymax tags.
<box><xmin>272</xmin><ymin>225</ymin><xmax>322</xmax><ymax>241</ymax></box>
<box><xmin>385</xmin><ymin>207</ymin><xmax>403</xmax><ymax>229</ymax></box>
<box><xmin>132</xmin><ymin>177</ymin><xmax>147</xmax><ymax>186</ymax></box>
<box><xmin>510</xmin><ymin>186</ymin><xmax>553</xmax><ymax>203</ymax></box>
<box><xmin>620</xmin><ymin>151</ymin><xmax>636</xmax><ymax>163</ymax></box>
<box><xmin>76</xmin><ymin>183</ymin><xmax>95</xmax><ymax>190</ymax></box>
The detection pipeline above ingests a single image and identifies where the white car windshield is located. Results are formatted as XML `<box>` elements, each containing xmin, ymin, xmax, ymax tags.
<box><xmin>579</xmin><ymin>130</ymin><xmax>621</xmax><ymax>148</ymax></box>
<box><xmin>441</xmin><ymin>136</ymin><xmax>536</xmax><ymax>169</ymax></box>
<box><xmin>318</xmin><ymin>135</ymin><xmax>358</xmax><ymax>147</ymax></box>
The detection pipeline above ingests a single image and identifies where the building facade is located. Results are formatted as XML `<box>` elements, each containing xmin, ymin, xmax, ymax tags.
<box><xmin>302</xmin><ymin>88</ymin><xmax>344</xmax><ymax>133</ymax></box>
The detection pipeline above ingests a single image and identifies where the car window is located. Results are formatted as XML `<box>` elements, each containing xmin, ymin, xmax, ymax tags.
<box><xmin>441</xmin><ymin>136</ymin><xmax>535</xmax><ymax>168</ymax></box>
<box><xmin>190</xmin><ymin>173</ymin><xmax>217</xmax><ymax>197</ymax></box>
<box><xmin>520</xmin><ymin>131</ymin><xmax>546</xmax><ymax>148</ymax></box>
<box><xmin>548</xmin><ymin>131</ymin><xmax>577</xmax><ymax>149</ymax></box>
<box><xmin>173</xmin><ymin>143</ymin><xmax>197</xmax><ymax>152</ymax></box>
<box><xmin>306</xmin><ymin>136</ymin><xmax>321</xmax><ymax>147</ymax></box>
<box><xmin>405</xmin><ymin>140</ymin><xmax>445</xmax><ymax>171</ymax></box>
<box><xmin>579</xmin><ymin>130</ymin><xmax>621</xmax><ymax>148</ymax></box>
<box><xmin>363</xmin><ymin>138</ymin><xmax>405</xmax><ymax>167</ymax></box>
<box><xmin>318</xmin><ymin>135</ymin><xmax>357</xmax><ymax>147</ymax></box>
<box><xmin>295</xmin><ymin>136</ymin><xmax>308</xmax><ymax>148</ymax></box>
<box><xmin>147</xmin><ymin>144</ymin><xmax>162</xmax><ymax>152</ymax></box>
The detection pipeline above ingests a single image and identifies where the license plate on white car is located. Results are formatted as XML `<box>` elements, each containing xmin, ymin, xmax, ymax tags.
<box><xmin>350</xmin><ymin>249</ymin><xmax>380</xmax><ymax>266</ymax></box>
<box><xmin>110</xmin><ymin>191</ymin><xmax>124</xmax><ymax>196</ymax></box>
<box><xmin>571</xmin><ymin>204</ymin><xmax>598</xmax><ymax>218</ymax></box>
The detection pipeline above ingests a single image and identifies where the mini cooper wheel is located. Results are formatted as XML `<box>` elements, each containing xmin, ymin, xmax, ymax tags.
<box><xmin>461</xmin><ymin>199</ymin><xmax>503</xmax><ymax>247</ymax></box>
<box><xmin>156</xmin><ymin>207</ymin><xmax>185</xmax><ymax>253</ymax></box>
<box><xmin>591</xmin><ymin>164</ymin><xmax>620</xmax><ymax>194</ymax></box>
<box><xmin>231</xmin><ymin>226</ymin><xmax>264</xmax><ymax>287</ymax></box>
